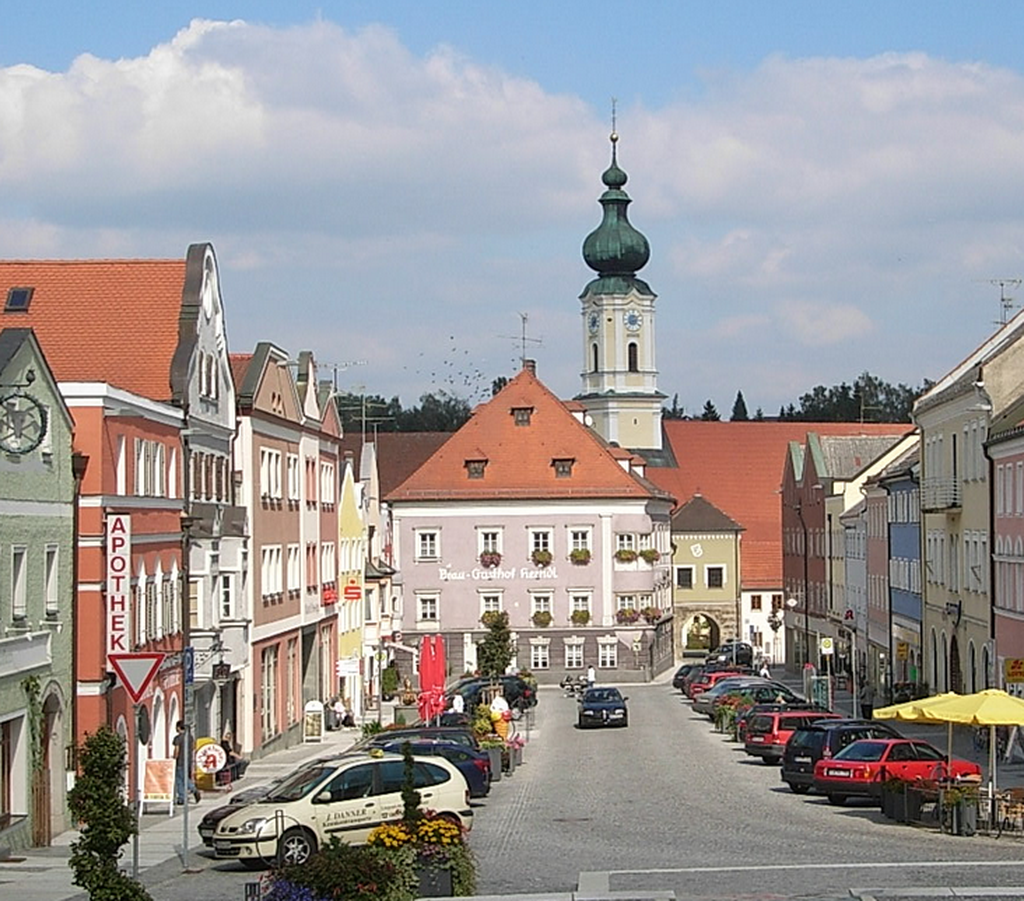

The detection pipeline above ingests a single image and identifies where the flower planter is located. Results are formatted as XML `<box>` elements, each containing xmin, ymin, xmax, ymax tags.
<box><xmin>894</xmin><ymin>787</ymin><xmax>925</xmax><ymax>824</ymax></box>
<box><xmin>416</xmin><ymin>862</ymin><xmax>454</xmax><ymax>898</ymax></box>
<box><xmin>944</xmin><ymin>800</ymin><xmax>977</xmax><ymax>836</ymax></box>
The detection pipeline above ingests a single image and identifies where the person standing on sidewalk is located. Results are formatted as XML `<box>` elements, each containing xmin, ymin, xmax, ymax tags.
<box><xmin>858</xmin><ymin>679</ymin><xmax>875</xmax><ymax>720</ymax></box>
<box><xmin>173</xmin><ymin>720</ymin><xmax>200</xmax><ymax>804</ymax></box>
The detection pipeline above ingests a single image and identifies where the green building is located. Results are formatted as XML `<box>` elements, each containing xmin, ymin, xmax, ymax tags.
<box><xmin>0</xmin><ymin>328</ymin><xmax>77</xmax><ymax>851</ymax></box>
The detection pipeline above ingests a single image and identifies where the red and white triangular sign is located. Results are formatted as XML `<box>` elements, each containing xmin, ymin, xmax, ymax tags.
<box><xmin>109</xmin><ymin>652</ymin><xmax>165</xmax><ymax>704</ymax></box>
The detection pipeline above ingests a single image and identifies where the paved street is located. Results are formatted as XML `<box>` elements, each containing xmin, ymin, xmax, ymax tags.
<box><xmin>38</xmin><ymin>681</ymin><xmax>1024</xmax><ymax>901</ymax></box>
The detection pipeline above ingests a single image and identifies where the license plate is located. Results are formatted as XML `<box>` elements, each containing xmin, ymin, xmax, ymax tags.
<box><xmin>749</xmin><ymin>736</ymin><xmax>764</xmax><ymax>743</ymax></box>
<box><xmin>794</xmin><ymin>756</ymin><xmax>811</xmax><ymax>762</ymax></box>
<box><xmin>825</xmin><ymin>768</ymin><xmax>850</xmax><ymax>777</ymax></box>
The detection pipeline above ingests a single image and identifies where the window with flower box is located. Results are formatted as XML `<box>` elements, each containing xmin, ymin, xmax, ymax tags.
<box><xmin>598</xmin><ymin>640</ymin><xmax>617</xmax><ymax>668</ymax></box>
<box><xmin>570</xmin><ymin>528</ymin><xmax>591</xmax><ymax>552</ymax></box>
<box><xmin>529</xmin><ymin>529</ymin><xmax>552</xmax><ymax>554</ymax></box>
<box><xmin>616</xmin><ymin>533</ymin><xmax>636</xmax><ymax>552</ymax></box>
<box><xmin>571</xmin><ymin>593</ymin><xmax>591</xmax><ymax>613</ymax></box>
<box><xmin>531</xmin><ymin>593</ymin><xmax>552</xmax><ymax>615</ymax></box>
<box><xmin>564</xmin><ymin>641</ymin><xmax>584</xmax><ymax>669</ymax></box>
<box><xmin>616</xmin><ymin>594</ymin><xmax>635</xmax><ymax>611</ymax></box>
<box><xmin>480</xmin><ymin>592</ymin><xmax>502</xmax><ymax>614</ymax></box>
<box><xmin>477</xmin><ymin>529</ymin><xmax>502</xmax><ymax>554</ymax></box>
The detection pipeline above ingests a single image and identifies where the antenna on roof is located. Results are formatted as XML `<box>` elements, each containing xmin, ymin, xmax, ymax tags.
<box><xmin>988</xmin><ymin>278</ymin><xmax>1022</xmax><ymax>327</ymax></box>
<box><xmin>321</xmin><ymin>360</ymin><xmax>367</xmax><ymax>392</ymax></box>
<box><xmin>497</xmin><ymin>313</ymin><xmax>542</xmax><ymax>369</ymax></box>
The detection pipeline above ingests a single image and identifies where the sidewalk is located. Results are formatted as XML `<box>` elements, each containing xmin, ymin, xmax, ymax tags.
<box><xmin>4</xmin><ymin>725</ymin><xmax>363</xmax><ymax>901</ymax></box>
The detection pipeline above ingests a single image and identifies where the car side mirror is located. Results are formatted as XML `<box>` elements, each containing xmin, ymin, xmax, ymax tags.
<box><xmin>313</xmin><ymin>791</ymin><xmax>333</xmax><ymax>804</ymax></box>
<box><xmin>623</xmin><ymin>697</ymin><xmax>629</xmax><ymax>702</ymax></box>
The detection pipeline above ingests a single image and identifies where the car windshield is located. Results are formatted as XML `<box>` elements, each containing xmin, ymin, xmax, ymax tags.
<box><xmin>584</xmin><ymin>689</ymin><xmax>622</xmax><ymax>703</ymax></box>
<box><xmin>265</xmin><ymin>764</ymin><xmax>336</xmax><ymax>802</ymax></box>
<box><xmin>833</xmin><ymin>740</ymin><xmax>888</xmax><ymax>762</ymax></box>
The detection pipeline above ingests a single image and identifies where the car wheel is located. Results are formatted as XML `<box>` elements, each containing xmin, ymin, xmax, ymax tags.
<box><xmin>763</xmin><ymin>756</ymin><xmax>781</xmax><ymax>766</ymax></box>
<box><xmin>621</xmin><ymin>719</ymin><xmax>629</xmax><ymax>728</ymax></box>
<box><xmin>278</xmin><ymin>828</ymin><xmax>317</xmax><ymax>866</ymax></box>
<box><xmin>826</xmin><ymin>794</ymin><xmax>847</xmax><ymax>806</ymax></box>
<box><xmin>577</xmin><ymin>717</ymin><xmax>586</xmax><ymax>729</ymax></box>
<box><xmin>787</xmin><ymin>782</ymin><xmax>811</xmax><ymax>795</ymax></box>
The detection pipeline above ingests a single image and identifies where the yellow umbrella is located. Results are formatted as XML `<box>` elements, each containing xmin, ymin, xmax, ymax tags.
<box><xmin>914</xmin><ymin>689</ymin><xmax>1024</xmax><ymax>808</ymax></box>
<box><xmin>872</xmin><ymin>692</ymin><xmax>961</xmax><ymax>771</ymax></box>
<box><xmin>872</xmin><ymin>692</ymin><xmax>961</xmax><ymax>722</ymax></box>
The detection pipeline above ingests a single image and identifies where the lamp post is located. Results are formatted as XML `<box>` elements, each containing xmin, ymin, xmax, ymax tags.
<box><xmin>785</xmin><ymin>597</ymin><xmax>798</xmax><ymax>667</ymax></box>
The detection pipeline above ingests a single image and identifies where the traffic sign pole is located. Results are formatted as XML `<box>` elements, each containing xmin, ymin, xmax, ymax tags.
<box><xmin>182</xmin><ymin>646</ymin><xmax>195</xmax><ymax>874</ymax></box>
<box><xmin>131</xmin><ymin>701</ymin><xmax>140</xmax><ymax>879</ymax></box>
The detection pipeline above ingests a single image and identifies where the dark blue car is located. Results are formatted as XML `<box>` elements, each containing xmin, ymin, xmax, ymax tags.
<box><xmin>381</xmin><ymin>740</ymin><xmax>491</xmax><ymax>798</ymax></box>
<box><xmin>577</xmin><ymin>687</ymin><xmax>629</xmax><ymax>729</ymax></box>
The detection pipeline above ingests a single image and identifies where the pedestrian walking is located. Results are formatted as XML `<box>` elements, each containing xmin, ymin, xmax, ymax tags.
<box><xmin>859</xmin><ymin>679</ymin><xmax>875</xmax><ymax>720</ymax></box>
<box><xmin>172</xmin><ymin>720</ymin><xmax>200</xmax><ymax>805</ymax></box>
<box><xmin>758</xmin><ymin>660</ymin><xmax>771</xmax><ymax>679</ymax></box>
<box><xmin>586</xmin><ymin>664</ymin><xmax>596</xmax><ymax>688</ymax></box>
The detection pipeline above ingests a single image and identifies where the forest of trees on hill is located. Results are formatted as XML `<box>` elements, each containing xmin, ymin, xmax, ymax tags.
<box><xmin>334</xmin><ymin>371</ymin><xmax>932</xmax><ymax>433</ymax></box>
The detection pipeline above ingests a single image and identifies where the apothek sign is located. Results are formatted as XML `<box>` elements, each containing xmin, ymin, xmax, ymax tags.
<box><xmin>106</xmin><ymin>514</ymin><xmax>131</xmax><ymax>656</ymax></box>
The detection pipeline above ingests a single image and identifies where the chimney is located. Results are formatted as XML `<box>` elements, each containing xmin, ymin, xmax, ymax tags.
<box><xmin>523</xmin><ymin>359</ymin><xmax>536</xmax><ymax>374</ymax></box>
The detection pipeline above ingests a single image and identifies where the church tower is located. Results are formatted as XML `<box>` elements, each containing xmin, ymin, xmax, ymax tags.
<box><xmin>576</xmin><ymin>130</ymin><xmax>664</xmax><ymax>451</ymax></box>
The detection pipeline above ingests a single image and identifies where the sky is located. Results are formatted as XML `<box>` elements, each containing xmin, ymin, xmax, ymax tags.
<box><xmin>4</xmin><ymin>3</ymin><xmax>1024</xmax><ymax>416</ymax></box>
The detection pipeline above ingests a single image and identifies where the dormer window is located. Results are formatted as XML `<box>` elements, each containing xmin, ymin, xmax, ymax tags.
<box><xmin>5</xmin><ymin>287</ymin><xmax>33</xmax><ymax>312</ymax></box>
<box><xmin>465</xmin><ymin>459</ymin><xmax>487</xmax><ymax>479</ymax></box>
<box><xmin>512</xmin><ymin>406</ymin><xmax>534</xmax><ymax>426</ymax></box>
<box><xmin>552</xmin><ymin>458</ymin><xmax>575</xmax><ymax>478</ymax></box>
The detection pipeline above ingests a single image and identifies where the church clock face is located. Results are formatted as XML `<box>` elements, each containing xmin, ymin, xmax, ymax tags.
<box><xmin>624</xmin><ymin>310</ymin><xmax>643</xmax><ymax>332</ymax></box>
<box><xmin>587</xmin><ymin>311</ymin><xmax>600</xmax><ymax>334</ymax></box>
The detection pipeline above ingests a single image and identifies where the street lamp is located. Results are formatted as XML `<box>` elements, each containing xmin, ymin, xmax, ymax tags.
<box><xmin>785</xmin><ymin>597</ymin><xmax>798</xmax><ymax>667</ymax></box>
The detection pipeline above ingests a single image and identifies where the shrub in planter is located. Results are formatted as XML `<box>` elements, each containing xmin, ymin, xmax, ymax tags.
<box><xmin>264</xmin><ymin>839</ymin><xmax>418</xmax><ymax>901</ymax></box>
<box><xmin>381</xmin><ymin>665</ymin><xmax>400</xmax><ymax>700</ymax></box>
<box><xmin>479</xmin><ymin>551</ymin><xmax>502</xmax><ymax>568</ymax></box>
<box><xmin>68</xmin><ymin>726</ymin><xmax>153</xmax><ymax>901</ymax></box>
<box><xmin>615</xmin><ymin>607</ymin><xmax>640</xmax><ymax>625</ymax></box>
<box><xmin>639</xmin><ymin>548</ymin><xmax>660</xmax><ymax>564</ymax></box>
<box><xmin>531</xmin><ymin>610</ymin><xmax>553</xmax><ymax>627</ymax></box>
<box><xmin>531</xmin><ymin>549</ymin><xmax>553</xmax><ymax>567</ymax></box>
<box><xmin>614</xmin><ymin>548</ymin><xmax>638</xmax><ymax>563</ymax></box>
<box><xmin>570</xmin><ymin>609</ymin><xmax>591</xmax><ymax>626</ymax></box>
<box><xmin>569</xmin><ymin>548</ymin><xmax>592</xmax><ymax>565</ymax></box>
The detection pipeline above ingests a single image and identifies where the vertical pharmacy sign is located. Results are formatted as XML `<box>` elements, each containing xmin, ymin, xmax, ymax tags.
<box><xmin>107</xmin><ymin>514</ymin><xmax>131</xmax><ymax>655</ymax></box>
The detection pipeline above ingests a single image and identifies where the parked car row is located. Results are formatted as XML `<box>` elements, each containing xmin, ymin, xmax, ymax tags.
<box><xmin>201</xmin><ymin>704</ymin><xmax>535</xmax><ymax>867</ymax></box>
<box><xmin>675</xmin><ymin>660</ymin><xmax>984</xmax><ymax>815</ymax></box>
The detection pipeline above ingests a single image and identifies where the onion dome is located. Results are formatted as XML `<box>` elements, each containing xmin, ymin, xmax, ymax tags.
<box><xmin>582</xmin><ymin>132</ymin><xmax>650</xmax><ymax>278</ymax></box>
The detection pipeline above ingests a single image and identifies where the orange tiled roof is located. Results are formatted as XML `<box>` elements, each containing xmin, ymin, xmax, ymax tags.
<box><xmin>386</xmin><ymin>367</ymin><xmax>671</xmax><ymax>503</ymax></box>
<box><xmin>0</xmin><ymin>259</ymin><xmax>186</xmax><ymax>401</ymax></box>
<box><xmin>649</xmin><ymin>420</ymin><xmax>913</xmax><ymax>589</ymax></box>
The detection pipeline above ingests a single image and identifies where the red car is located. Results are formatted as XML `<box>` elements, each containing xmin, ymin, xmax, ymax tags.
<box><xmin>744</xmin><ymin>709</ymin><xmax>841</xmax><ymax>764</ymax></box>
<box><xmin>688</xmin><ymin>669</ymin><xmax>748</xmax><ymax>700</ymax></box>
<box><xmin>813</xmin><ymin>738</ymin><xmax>981</xmax><ymax>805</ymax></box>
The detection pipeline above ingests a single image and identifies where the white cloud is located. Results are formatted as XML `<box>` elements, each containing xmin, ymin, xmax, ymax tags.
<box><xmin>1</xmin><ymin>22</ymin><xmax>1023</xmax><ymax>412</ymax></box>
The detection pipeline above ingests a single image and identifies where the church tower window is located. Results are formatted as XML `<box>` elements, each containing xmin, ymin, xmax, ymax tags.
<box><xmin>591</xmin><ymin>343</ymin><xmax>599</xmax><ymax>373</ymax></box>
<box><xmin>628</xmin><ymin>342</ymin><xmax>638</xmax><ymax>372</ymax></box>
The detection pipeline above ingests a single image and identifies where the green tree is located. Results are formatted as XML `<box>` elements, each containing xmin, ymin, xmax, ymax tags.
<box><xmin>68</xmin><ymin>726</ymin><xmax>151</xmax><ymax>901</ymax></box>
<box><xmin>396</xmin><ymin>391</ymin><xmax>472</xmax><ymax>431</ymax></box>
<box><xmin>476</xmin><ymin>611</ymin><xmax>514</xmax><ymax>678</ymax></box>
<box><xmin>753</xmin><ymin>407</ymin><xmax>765</xmax><ymax>421</ymax></box>
<box><xmin>700</xmin><ymin>400</ymin><xmax>721</xmax><ymax>421</ymax></box>
<box><xmin>782</xmin><ymin>372</ymin><xmax>930</xmax><ymax>423</ymax></box>
<box><xmin>730</xmin><ymin>391</ymin><xmax>749</xmax><ymax>421</ymax></box>
<box><xmin>662</xmin><ymin>393</ymin><xmax>685</xmax><ymax>420</ymax></box>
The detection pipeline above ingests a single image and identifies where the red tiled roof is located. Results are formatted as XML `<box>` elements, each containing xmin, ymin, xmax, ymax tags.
<box><xmin>386</xmin><ymin>368</ymin><xmax>671</xmax><ymax>502</ymax></box>
<box><xmin>339</xmin><ymin>432</ymin><xmax>453</xmax><ymax>499</ymax></box>
<box><xmin>649</xmin><ymin>420</ymin><xmax>914</xmax><ymax>589</ymax></box>
<box><xmin>229</xmin><ymin>353</ymin><xmax>253</xmax><ymax>392</ymax></box>
<box><xmin>0</xmin><ymin>259</ymin><xmax>186</xmax><ymax>401</ymax></box>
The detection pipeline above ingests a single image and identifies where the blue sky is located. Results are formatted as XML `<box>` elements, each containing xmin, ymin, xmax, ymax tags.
<box><xmin>4</xmin><ymin>3</ymin><xmax>1024</xmax><ymax>414</ymax></box>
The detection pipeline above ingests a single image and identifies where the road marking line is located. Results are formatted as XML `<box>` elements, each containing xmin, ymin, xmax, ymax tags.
<box><xmin>852</xmin><ymin>890</ymin><xmax>1024</xmax><ymax>898</ymax></box>
<box><xmin>591</xmin><ymin>860</ymin><xmax>1024</xmax><ymax>876</ymax></box>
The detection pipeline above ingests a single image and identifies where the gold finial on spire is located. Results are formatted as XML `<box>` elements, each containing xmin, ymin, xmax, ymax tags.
<box><xmin>610</xmin><ymin>97</ymin><xmax>618</xmax><ymax>144</ymax></box>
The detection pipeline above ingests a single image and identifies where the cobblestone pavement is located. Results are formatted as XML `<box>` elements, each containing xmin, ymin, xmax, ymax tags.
<box><xmin>57</xmin><ymin>680</ymin><xmax>1024</xmax><ymax>901</ymax></box>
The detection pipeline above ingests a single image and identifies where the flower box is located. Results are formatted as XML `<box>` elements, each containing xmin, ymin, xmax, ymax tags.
<box><xmin>416</xmin><ymin>861</ymin><xmax>454</xmax><ymax>897</ymax></box>
<box><xmin>639</xmin><ymin>548</ymin><xmax>660</xmax><ymax>564</ymax></box>
<box><xmin>479</xmin><ymin>551</ymin><xmax>502</xmax><ymax>568</ymax></box>
<box><xmin>614</xmin><ymin>548</ymin><xmax>638</xmax><ymax>563</ymax></box>
<box><xmin>531</xmin><ymin>549</ymin><xmax>553</xmax><ymax>567</ymax></box>
<box><xmin>569</xmin><ymin>548</ymin><xmax>592</xmax><ymax>565</ymax></box>
<box><xmin>615</xmin><ymin>608</ymin><xmax>641</xmax><ymax>625</ymax></box>
<box><xmin>531</xmin><ymin>610</ymin><xmax>552</xmax><ymax>627</ymax></box>
<box><xmin>570</xmin><ymin>609</ymin><xmax>591</xmax><ymax>626</ymax></box>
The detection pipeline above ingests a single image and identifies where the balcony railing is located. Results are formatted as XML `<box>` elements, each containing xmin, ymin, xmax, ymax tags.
<box><xmin>921</xmin><ymin>476</ymin><xmax>961</xmax><ymax>511</ymax></box>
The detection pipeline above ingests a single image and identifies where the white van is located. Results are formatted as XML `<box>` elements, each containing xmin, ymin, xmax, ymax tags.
<box><xmin>212</xmin><ymin>750</ymin><xmax>473</xmax><ymax>867</ymax></box>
